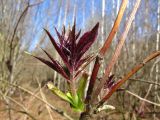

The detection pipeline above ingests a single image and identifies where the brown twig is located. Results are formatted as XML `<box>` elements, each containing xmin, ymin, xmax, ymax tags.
<box><xmin>0</xmin><ymin>91</ymin><xmax>36</xmax><ymax>120</ymax></box>
<box><xmin>128</xmin><ymin>78</ymin><xmax>160</xmax><ymax>86</ymax></box>
<box><xmin>98</xmin><ymin>51</ymin><xmax>160</xmax><ymax>107</ymax></box>
<box><xmin>0</xmin><ymin>79</ymin><xmax>74</xmax><ymax>120</ymax></box>
<box><xmin>120</xmin><ymin>89</ymin><xmax>160</xmax><ymax>107</ymax></box>
<box><xmin>99</xmin><ymin>0</ymin><xmax>128</xmax><ymax>56</ymax></box>
<box><xmin>85</xmin><ymin>0</ymin><xmax>128</xmax><ymax>106</ymax></box>
<box><xmin>9</xmin><ymin>1</ymin><xmax>43</xmax><ymax>61</ymax></box>
<box><xmin>2</xmin><ymin>107</ymin><xmax>37</xmax><ymax>120</ymax></box>
<box><xmin>37</xmin><ymin>79</ymin><xmax>54</xmax><ymax>120</ymax></box>
<box><xmin>92</xmin><ymin>0</ymin><xmax>142</xmax><ymax>103</ymax></box>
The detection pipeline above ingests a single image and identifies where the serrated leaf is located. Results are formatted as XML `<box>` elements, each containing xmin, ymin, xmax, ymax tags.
<box><xmin>75</xmin><ymin>53</ymin><xmax>95</xmax><ymax>71</ymax></box>
<box><xmin>28</xmin><ymin>53</ymin><xmax>70</xmax><ymax>80</ymax></box>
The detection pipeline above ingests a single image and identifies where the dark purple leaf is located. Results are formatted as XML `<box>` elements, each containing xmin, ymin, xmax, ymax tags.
<box><xmin>32</xmin><ymin>55</ymin><xmax>69</xmax><ymax>80</ymax></box>
<box><xmin>75</xmin><ymin>54</ymin><xmax>96</xmax><ymax>77</ymax></box>
<box><xmin>40</xmin><ymin>48</ymin><xmax>70</xmax><ymax>80</ymax></box>
<box><xmin>76</xmin><ymin>30</ymin><xmax>81</xmax><ymax>40</ymax></box>
<box><xmin>72</xmin><ymin>20</ymin><xmax>76</xmax><ymax>37</ymax></box>
<box><xmin>44</xmin><ymin>29</ymin><xmax>71</xmax><ymax>71</ymax></box>
<box><xmin>61</xmin><ymin>45</ymin><xmax>71</xmax><ymax>56</ymax></box>
<box><xmin>76</xmin><ymin>23</ymin><xmax>99</xmax><ymax>60</ymax></box>
<box><xmin>71</xmin><ymin>22</ymin><xmax>77</xmax><ymax>64</ymax></box>
<box><xmin>55</xmin><ymin>27</ymin><xmax>64</xmax><ymax>45</ymax></box>
<box><xmin>67</xmin><ymin>22</ymin><xmax>76</xmax><ymax>54</ymax></box>
<box><xmin>75</xmin><ymin>53</ymin><xmax>95</xmax><ymax>71</ymax></box>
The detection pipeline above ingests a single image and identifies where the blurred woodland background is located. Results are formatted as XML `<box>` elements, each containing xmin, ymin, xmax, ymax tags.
<box><xmin>0</xmin><ymin>0</ymin><xmax>159</xmax><ymax>120</ymax></box>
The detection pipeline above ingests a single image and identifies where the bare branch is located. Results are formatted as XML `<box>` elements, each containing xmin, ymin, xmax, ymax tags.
<box><xmin>92</xmin><ymin>0</ymin><xmax>142</xmax><ymax>103</ymax></box>
<box><xmin>0</xmin><ymin>79</ymin><xmax>74</xmax><ymax>120</ymax></box>
<box><xmin>98</xmin><ymin>51</ymin><xmax>160</xmax><ymax>107</ymax></box>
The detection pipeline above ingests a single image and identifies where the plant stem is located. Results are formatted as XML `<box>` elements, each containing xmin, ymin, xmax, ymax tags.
<box><xmin>70</xmin><ymin>71</ymin><xmax>77</xmax><ymax>98</ymax></box>
<box><xmin>85</xmin><ymin>0</ymin><xmax>128</xmax><ymax>107</ymax></box>
<box><xmin>85</xmin><ymin>56</ymin><xmax>102</xmax><ymax>104</ymax></box>
<box><xmin>80</xmin><ymin>1</ymin><xmax>128</xmax><ymax>119</ymax></box>
<box><xmin>97</xmin><ymin>51</ymin><xmax>160</xmax><ymax>108</ymax></box>
<box><xmin>92</xmin><ymin>0</ymin><xmax>142</xmax><ymax>104</ymax></box>
<box><xmin>99</xmin><ymin>0</ymin><xmax>128</xmax><ymax>56</ymax></box>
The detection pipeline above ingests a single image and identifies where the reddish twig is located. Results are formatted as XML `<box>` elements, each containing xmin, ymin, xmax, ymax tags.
<box><xmin>97</xmin><ymin>51</ymin><xmax>160</xmax><ymax>107</ymax></box>
<box><xmin>91</xmin><ymin>0</ymin><xmax>142</xmax><ymax>103</ymax></box>
<box><xmin>85</xmin><ymin>0</ymin><xmax>128</xmax><ymax>107</ymax></box>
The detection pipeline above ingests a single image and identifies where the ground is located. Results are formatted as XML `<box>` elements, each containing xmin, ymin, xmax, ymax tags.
<box><xmin>0</xmin><ymin>84</ymin><xmax>159</xmax><ymax>120</ymax></box>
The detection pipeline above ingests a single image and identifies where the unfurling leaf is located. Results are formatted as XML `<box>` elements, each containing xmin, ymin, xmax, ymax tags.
<box><xmin>77</xmin><ymin>72</ymin><xmax>89</xmax><ymax>100</ymax></box>
<box><xmin>47</xmin><ymin>82</ymin><xmax>85</xmax><ymax>112</ymax></box>
<box><xmin>47</xmin><ymin>82</ymin><xmax>71</xmax><ymax>103</ymax></box>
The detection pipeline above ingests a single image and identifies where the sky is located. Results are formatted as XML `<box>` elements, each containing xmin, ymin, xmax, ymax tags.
<box><xmin>26</xmin><ymin>0</ymin><xmax>158</xmax><ymax>51</ymax></box>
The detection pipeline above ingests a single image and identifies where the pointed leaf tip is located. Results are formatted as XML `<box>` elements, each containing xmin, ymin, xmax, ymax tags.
<box><xmin>44</xmin><ymin>28</ymin><xmax>71</xmax><ymax>71</ymax></box>
<box><xmin>76</xmin><ymin>22</ymin><xmax>99</xmax><ymax>59</ymax></box>
<box><xmin>94</xmin><ymin>22</ymin><xmax>99</xmax><ymax>30</ymax></box>
<box><xmin>47</xmin><ymin>82</ymin><xmax>72</xmax><ymax>103</ymax></box>
<box><xmin>39</xmin><ymin>48</ymin><xmax>70</xmax><ymax>80</ymax></box>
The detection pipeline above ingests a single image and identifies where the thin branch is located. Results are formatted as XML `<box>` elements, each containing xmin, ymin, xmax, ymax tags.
<box><xmin>85</xmin><ymin>0</ymin><xmax>128</xmax><ymax>106</ymax></box>
<box><xmin>138</xmin><ymin>58</ymin><xmax>160</xmax><ymax>114</ymax></box>
<box><xmin>0</xmin><ymin>107</ymin><xmax>37</xmax><ymax>120</ymax></box>
<box><xmin>98</xmin><ymin>51</ymin><xmax>160</xmax><ymax>107</ymax></box>
<box><xmin>9</xmin><ymin>1</ymin><xmax>43</xmax><ymax>61</ymax></box>
<box><xmin>128</xmin><ymin>78</ymin><xmax>160</xmax><ymax>86</ymax></box>
<box><xmin>37</xmin><ymin>79</ymin><xmax>54</xmax><ymax>120</ymax></box>
<box><xmin>0</xmin><ymin>79</ymin><xmax>74</xmax><ymax>120</ymax></box>
<box><xmin>92</xmin><ymin>0</ymin><xmax>142</xmax><ymax>103</ymax></box>
<box><xmin>125</xmin><ymin>90</ymin><xmax>160</xmax><ymax>107</ymax></box>
<box><xmin>0</xmin><ymin>91</ymin><xmax>36</xmax><ymax>120</ymax></box>
<box><xmin>116</xmin><ymin>77</ymin><xmax>160</xmax><ymax>86</ymax></box>
<box><xmin>115</xmin><ymin>89</ymin><xmax>160</xmax><ymax>107</ymax></box>
<box><xmin>22</xmin><ymin>86</ymin><xmax>42</xmax><ymax>120</ymax></box>
<box><xmin>100</xmin><ymin>0</ymin><xmax>128</xmax><ymax>56</ymax></box>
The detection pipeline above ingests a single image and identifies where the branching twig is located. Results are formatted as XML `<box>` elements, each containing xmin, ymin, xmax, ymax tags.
<box><xmin>9</xmin><ymin>1</ymin><xmax>43</xmax><ymax>60</ymax></box>
<box><xmin>0</xmin><ymin>91</ymin><xmax>36</xmax><ymax>120</ymax></box>
<box><xmin>0</xmin><ymin>107</ymin><xmax>37</xmax><ymax>120</ymax></box>
<box><xmin>92</xmin><ymin>0</ymin><xmax>142</xmax><ymax>103</ymax></box>
<box><xmin>116</xmin><ymin>77</ymin><xmax>160</xmax><ymax>86</ymax></box>
<box><xmin>0</xmin><ymin>79</ymin><xmax>74</xmax><ymax>120</ymax></box>
<box><xmin>85</xmin><ymin>0</ymin><xmax>128</xmax><ymax>107</ymax></box>
<box><xmin>98</xmin><ymin>51</ymin><xmax>160</xmax><ymax>107</ymax></box>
